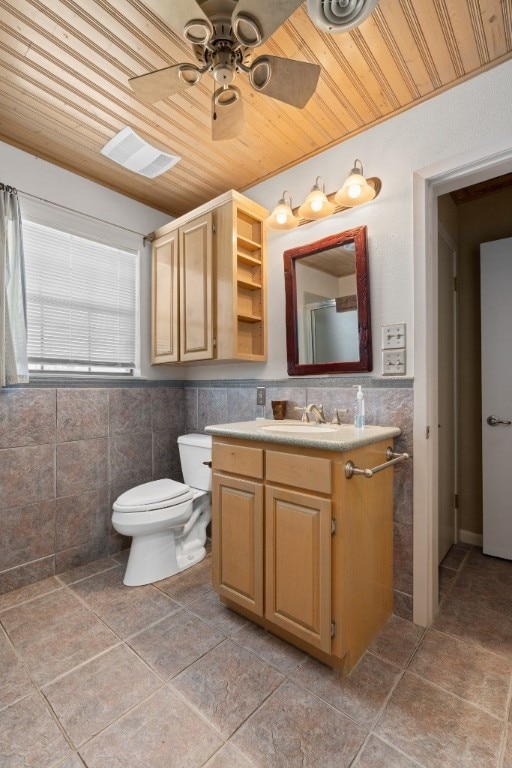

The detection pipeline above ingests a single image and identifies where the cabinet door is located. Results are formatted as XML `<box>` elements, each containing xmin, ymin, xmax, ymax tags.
<box><xmin>212</xmin><ymin>473</ymin><xmax>264</xmax><ymax>616</ymax></box>
<box><xmin>152</xmin><ymin>231</ymin><xmax>178</xmax><ymax>363</ymax></box>
<box><xmin>179</xmin><ymin>212</ymin><xmax>213</xmax><ymax>361</ymax></box>
<box><xmin>265</xmin><ymin>486</ymin><xmax>332</xmax><ymax>652</ymax></box>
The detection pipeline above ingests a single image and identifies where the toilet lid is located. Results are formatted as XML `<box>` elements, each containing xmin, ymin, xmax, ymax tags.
<box><xmin>113</xmin><ymin>478</ymin><xmax>193</xmax><ymax>513</ymax></box>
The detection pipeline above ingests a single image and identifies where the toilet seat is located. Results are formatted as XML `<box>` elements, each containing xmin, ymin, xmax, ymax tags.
<box><xmin>113</xmin><ymin>478</ymin><xmax>193</xmax><ymax>514</ymax></box>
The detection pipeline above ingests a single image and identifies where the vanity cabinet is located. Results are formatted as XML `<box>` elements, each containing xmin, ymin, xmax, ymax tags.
<box><xmin>151</xmin><ymin>190</ymin><xmax>267</xmax><ymax>364</ymax></box>
<box><xmin>211</xmin><ymin>436</ymin><xmax>394</xmax><ymax>673</ymax></box>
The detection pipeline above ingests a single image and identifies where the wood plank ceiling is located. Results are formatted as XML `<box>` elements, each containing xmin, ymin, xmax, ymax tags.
<box><xmin>0</xmin><ymin>0</ymin><xmax>510</xmax><ymax>218</ymax></box>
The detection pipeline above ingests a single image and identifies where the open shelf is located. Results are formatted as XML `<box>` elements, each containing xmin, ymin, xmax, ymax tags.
<box><xmin>237</xmin><ymin>278</ymin><xmax>261</xmax><ymax>291</ymax></box>
<box><xmin>237</xmin><ymin>251</ymin><xmax>261</xmax><ymax>266</ymax></box>
<box><xmin>237</xmin><ymin>234</ymin><xmax>261</xmax><ymax>252</ymax></box>
<box><xmin>237</xmin><ymin>313</ymin><xmax>262</xmax><ymax>324</ymax></box>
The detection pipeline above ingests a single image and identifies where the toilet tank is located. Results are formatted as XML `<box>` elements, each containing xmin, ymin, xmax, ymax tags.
<box><xmin>177</xmin><ymin>433</ymin><xmax>212</xmax><ymax>491</ymax></box>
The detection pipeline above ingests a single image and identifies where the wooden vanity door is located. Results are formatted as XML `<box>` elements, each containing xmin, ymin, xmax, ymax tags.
<box><xmin>212</xmin><ymin>473</ymin><xmax>264</xmax><ymax>616</ymax></box>
<box><xmin>265</xmin><ymin>486</ymin><xmax>332</xmax><ymax>653</ymax></box>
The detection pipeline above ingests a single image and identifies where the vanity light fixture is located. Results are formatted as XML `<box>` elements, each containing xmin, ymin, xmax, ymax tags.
<box><xmin>265</xmin><ymin>191</ymin><xmax>300</xmax><ymax>231</ymax></box>
<box><xmin>298</xmin><ymin>176</ymin><xmax>335</xmax><ymax>220</ymax></box>
<box><xmin>265</xmin><ymin>161</ymin><xmax>381</xmax><ymax>230</ymax></box>
<box><xmin>334</xmin><ymin>159</ymin><xmax>376</xmax><ymax>207</ymax></box>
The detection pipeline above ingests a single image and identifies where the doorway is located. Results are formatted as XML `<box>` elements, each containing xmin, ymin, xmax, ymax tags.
<box><xmin>413</xmin><ymin>143</ymin><xmax>512</xmax><ymax>627</ymax></box>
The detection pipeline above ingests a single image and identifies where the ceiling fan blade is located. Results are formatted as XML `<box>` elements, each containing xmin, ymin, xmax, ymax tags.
<box><xmin>212</xmin><ymin>87</ymin><xmax>245</xmax><ymax>141</ymax></box>
<box><xmin>232</xmin><ymin>0</ymin><xmax>303</xmax><ymax>46</ymax></box>
<box><xmin>129</xmin><ymin>64</ymin><xmax>201</xmax><ymax>104</ymax></box>
<box><xmin>249</xmin><ymin>56</ymin><xmax>320</xmax><ymax>108</ymax></box>
<box><xmin>142</xmin><ymin>0</ymin><xmax>213</xmax><ymax>44</ymax></box>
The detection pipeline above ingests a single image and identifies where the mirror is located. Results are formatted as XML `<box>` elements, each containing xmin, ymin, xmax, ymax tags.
<box><xmin>284</xmin><ymin>225</ymin><xmax>372</xmax><ymax>375</ymax></box>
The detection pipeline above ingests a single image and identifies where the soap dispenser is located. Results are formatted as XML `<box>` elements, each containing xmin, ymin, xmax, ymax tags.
<box><xmin>353</xmin><ymin>385</ymin><xmax>365</xmax><ymax>429</ymax></box>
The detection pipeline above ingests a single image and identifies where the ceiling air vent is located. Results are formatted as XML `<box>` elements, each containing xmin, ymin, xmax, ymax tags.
<box><xmin>100</xmin><ymin>127</ymin><xmax>180</xmax><ymax>178</ymax></box>
<box><xmin>306</xmin><ymin>0</ymin><xmax>379</xmax><ymax>33</ymax></box>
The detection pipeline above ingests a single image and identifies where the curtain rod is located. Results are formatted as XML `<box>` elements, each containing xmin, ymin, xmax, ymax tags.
<box><xmin>2</xmin><ymin>184</ymin><xmax>152</xmax><ymax>244</ymax></box>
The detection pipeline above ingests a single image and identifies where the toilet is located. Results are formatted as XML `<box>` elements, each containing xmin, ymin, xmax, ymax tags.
<box><xmin>112</xmin><ymin>433</ymin><xmax>212</xmax><ymax>586</ymax></box>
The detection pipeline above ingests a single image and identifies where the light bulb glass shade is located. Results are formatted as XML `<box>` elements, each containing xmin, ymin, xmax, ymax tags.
<box><xmin>298</xmin><ymin>179</ymin><xmax>335</xmax><ymax>220</ymax></box>
<box><xmin>334</xmin><ymin>160</ymin><xmax>376</xmax><ymax>207</ymax></box>
<box><xmin>265</xmin><ymin>192</ymin><xmax>299</xmax><ymax>230</ymax></box>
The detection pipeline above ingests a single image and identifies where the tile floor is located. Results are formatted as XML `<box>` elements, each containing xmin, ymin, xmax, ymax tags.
<box><xmin>2</xmin><ymin>544</ymin><xmax>512</xmax><ymax>767</ymax></box>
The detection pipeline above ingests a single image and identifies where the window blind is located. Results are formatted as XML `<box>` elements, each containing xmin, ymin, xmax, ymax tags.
<box><xmin>23</xmin><ymin>219</ymin><xmax>137</xmax><ymax>373</ymax></box>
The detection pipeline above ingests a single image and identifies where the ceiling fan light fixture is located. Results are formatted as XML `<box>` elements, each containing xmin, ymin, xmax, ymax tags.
<box><xmin>232</xmin><ymin>13</ymin><xmax>263</xmax><ymax>47</ymax></box>
<box><xmin>298</xmin><ymin>176</ymin><xmax>335</xmax><ymax>220</ymax></box>
<box><xmin>183</xmin><ymin>19</ymin><xmax>213</xmax><ymax>46</ymax></box>
<box><xmin>265</xmin><ymin>191</ymin><xmax>300</xmax><ymax>230</ymax></box>
<box><xmin>334</xmin><ymin>159</ymin><xmax>376</xmax><ymax>207</ymax></box>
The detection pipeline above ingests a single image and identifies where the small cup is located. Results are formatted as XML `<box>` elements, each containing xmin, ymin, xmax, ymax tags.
<box><xmin>271</xmin><ymin>400</ymin><xmax>287</xmax><ymax>420</ymax></box>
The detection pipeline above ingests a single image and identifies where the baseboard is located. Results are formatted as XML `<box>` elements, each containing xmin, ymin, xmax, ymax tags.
<box><xmin>458</xmin><ymin>529</ymin><xmax>483</xmax><ymax>547</ymax></box>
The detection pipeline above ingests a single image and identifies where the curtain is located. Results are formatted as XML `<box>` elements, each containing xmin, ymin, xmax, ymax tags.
<box><xmin>0</xmin><ymin>184</ymin><xmax>28</xmax><ymax>386</ymax></box>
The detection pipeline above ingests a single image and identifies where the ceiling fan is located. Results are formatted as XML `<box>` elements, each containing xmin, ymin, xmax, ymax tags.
<box><xmin>130</xmin><ymin>0</ymin><xmax>379</xmax><ymax>141</ymax></box>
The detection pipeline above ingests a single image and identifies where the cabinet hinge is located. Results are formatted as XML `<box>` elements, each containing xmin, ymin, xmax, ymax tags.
<box><xmin>212</xmin><ymin>223</ymin><xmax>216</xmax><ymax>234</ymax></box>
<box><xmin>454</xmin><ymin>493</ymin><xmax>459</xmax><ymax>509</ymax></box>
<box><xmin>331</xmin><ymin>518</ymin><xmax>337</xmax><ymax>535</ymax></box>
<box><xmin>426</xmin><ymin>426</ymin><xmax>430</xmax><ymax>439</ymax></box>
<box><xmin>454</xmin><ymin>276</ymin><xmax>458</xmax><ymax>291</ymax></box>
<box><xmin>330</xmin><ymin>620</ymin><xmax>337</xmax><ymax>638</ymax></box>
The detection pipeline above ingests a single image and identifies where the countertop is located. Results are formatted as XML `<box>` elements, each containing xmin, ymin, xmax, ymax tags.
<box><xmin>204</xmin><ymin>419</ymin><xmax>401</xmax><ymax>452</ymax></box>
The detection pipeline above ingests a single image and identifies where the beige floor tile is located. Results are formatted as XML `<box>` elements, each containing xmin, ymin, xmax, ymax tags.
<box><xmin>232</xmin><ymin>679</ymin><xmax>366</xmax><ymax>768</ymax></box>
<box><xmin>353</xmin><ymin>735</ymin><xmax>420</xmax><ymax>767</ymax></box>
<box><xmin>409</xmin><ymin>628</ymin><xmax>512</xmax><ymax>718</ymax></box>
<box><xmin>291</xmin><ymin>651</ymin><xmax>401</xmax><ymax>727</ymax></box>
<box><xmin>79</xmin><ymin>686</ymin><xmax>223</xmax><ymax>767</ymax></box>
<box><xmin>450</xmin><ymin>552</ymin><xmax>512</xmax><ymax>617</ymax></box>
<box><xmin>43</xmin><ymin>644</ymin><xmax>161</xmax><ymax>747</ymax></box>
<box><xmin>172</xmin><ymin>639</ymin><xmax>284</xmax><ymax>738</ymax></box>
<box><xmin>0</xmin><ymin>629</ymin><xmax>35</xmax><ymax>710</ymax></box>
<box><xmin>56</xmin><ymin>556</ymin><xmax>119</xmax><ymax>585</ymax></box>
<box><xmin>369</xmin><ymin>614</ymin><xmax>424</xmax><ymax>668</ymax></box>
<box><xmin>56</xmin><ymin>754</ymin><xmax>86</xmax><ymax>767</ymax></box>
<box><xmin>0</xmin><ymin>693</ymin><xmax>72</xmax><ymax>766</ymax></box>
<box><xmin>16</xmin><ymin>609</ymin><xmax>119</xmax><ymax>686</ymax></box>
<box><xmin>375</xmin><ymin>672</ymin><xmax>504</xmax><ymax>768</ymax></box>
<box><xmin>503</xmin><ymin>724</ymin><xmax>512</xmax><ymax>768</ymax></box>
<box><xmin>70</xmin><ymin>566</ymin><xmax>180</xmax><ymax>637</ymax></box>
<box><xmin>127</xmin><ymin>608</ymin><xmax>225</xmax><ymax>680</ymax></box>
<box><xmin>0</xmin><ymin>588</ymin><xmax>82</xmax><ymax>644</ymax></box>
<box><xmin>156</xmin><ymin>555</ymin><xmax>212</xmax><ymax>605</ymax></box>
<box><xmin>188</xmin><ymin>589</ymin><xmax>248</xmax><ymax>635</ymax></box>
<box><xmin>433</xmin><ymin>596</ymin><xmax>512</xmax><ymax>661</ymax></box>
<box><xmin>204</xmin><ymin>743</ymin><xmax>255</xmax><ymax>767</ymax></box>
<box><xmin>0</xmin><ymin>576</ymin><xmax>62</xmax><ymax>612</ymax></box>
<box><xmin>232</xmin><ymin>621</ymin><xmax>307</xmax><ymax>674</ymax></box>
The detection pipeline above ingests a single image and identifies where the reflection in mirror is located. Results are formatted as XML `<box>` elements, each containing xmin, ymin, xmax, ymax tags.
<box><xmin>284</xmin><ymin>226</ymin><xmax>372</xmax><ymax>375</ymax></box>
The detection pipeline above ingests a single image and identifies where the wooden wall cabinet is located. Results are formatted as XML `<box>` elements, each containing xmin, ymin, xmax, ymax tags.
<box><xmin>211</xmin><ymin>436</ymin><xmax>394</xmax><ymax>674</ymax></box>
<box><xmin>151</xmin><ymin>190</ymin><xmax>267</xmax><ymax>365</ymax></box>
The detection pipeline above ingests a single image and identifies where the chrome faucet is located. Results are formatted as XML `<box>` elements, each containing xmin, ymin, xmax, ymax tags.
<box><xmin>305</xmin><ymin>403</ymin><xmax>326</xmax><ymax>423</ymax></box>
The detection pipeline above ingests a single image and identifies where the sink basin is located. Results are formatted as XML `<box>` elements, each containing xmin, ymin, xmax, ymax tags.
<box><xmin>261</xmin><ymin>424</ymin><xmax>338</xmax><ymax>434</ymax></box>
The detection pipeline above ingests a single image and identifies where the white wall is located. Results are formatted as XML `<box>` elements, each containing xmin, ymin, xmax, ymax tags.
<box><xmin>0</xmin><ymin>141</ymin><xmax>174</xmax><ymax>380</ymax></box>
<box><xmin>186</xmin><ymin>58</ymin><xmax>512</xmax><ymax>381</ymax></box>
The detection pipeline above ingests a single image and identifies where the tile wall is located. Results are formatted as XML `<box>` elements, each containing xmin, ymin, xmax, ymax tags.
<box><xmin>0</xmin><ymin>379</ymin><xmax>413</xmax><ymax>618</ymax></box>
<box><xmin>0</xmin><ymin>385</ymin><xmax>186</xmax><ymax>594</ymax></box>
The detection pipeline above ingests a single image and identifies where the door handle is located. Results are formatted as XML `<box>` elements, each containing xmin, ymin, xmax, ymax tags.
<box><xmin>487</xmin><ymin>415</ymin><xmax>512</xmax><ymax>426</ymax></box>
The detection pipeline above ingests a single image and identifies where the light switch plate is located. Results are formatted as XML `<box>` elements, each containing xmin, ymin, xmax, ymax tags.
<box><xmin>256</xmin><ymin>386</ymin><xmax>266</xmax><ymax>406</ymax></box>
<box><xmin>382</xmin><ymin>349</ymin><xmax>406</xmax><ymax>375</ymax></box>
<box><xmin>382</xmin><ymin>323</ymin><xmax>406</xmax><ymax>349</ymax></box>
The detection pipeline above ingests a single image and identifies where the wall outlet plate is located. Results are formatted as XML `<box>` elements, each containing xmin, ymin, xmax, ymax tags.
<box><xmin>382</xmin><ymin>349</ymin><xmax>406</xmax><ymax>375</ymax></box>
<box><xmin>256</xmin><ymin>386</ymin><xmax>266</xmax><ymax>406</ymax></box>
<box><xmin>382</xmin><ymin>323</ymin><xmax>406</xmax><ymax>349</ymax></box>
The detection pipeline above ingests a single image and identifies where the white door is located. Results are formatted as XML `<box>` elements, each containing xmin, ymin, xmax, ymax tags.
<box><xmin>438</xmin><ymin>229</ymin><xmax>457</xmax><ymax>562</ymax></box>
<box><xmin>481</xmin><ymin>237</ymin><xmax>512</xmax><ymax>559</ymax></box>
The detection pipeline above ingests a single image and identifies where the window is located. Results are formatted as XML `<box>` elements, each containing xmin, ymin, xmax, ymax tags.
<box><xmin>23</xmin><ymin>219</ymin><xmax>138</xmax><ymax>375</ymax></box>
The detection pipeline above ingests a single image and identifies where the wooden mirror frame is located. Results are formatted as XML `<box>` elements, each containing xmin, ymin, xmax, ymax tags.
<box><xmin>284</xmin><ymin>225</ymin><xmax>372</xmax><ymax>375</ymax></box>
